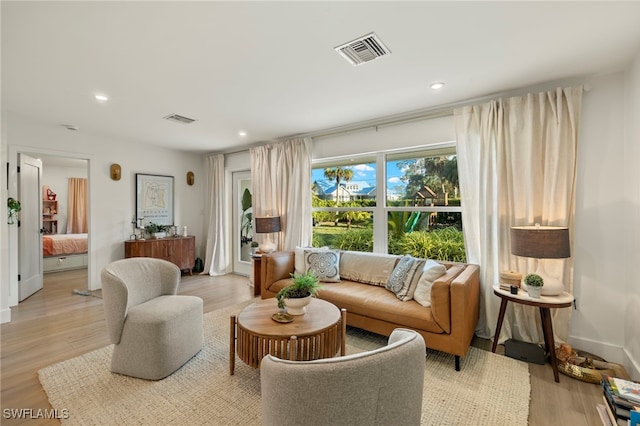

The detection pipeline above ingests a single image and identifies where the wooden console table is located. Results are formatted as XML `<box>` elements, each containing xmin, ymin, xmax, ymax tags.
<box><xmin>125</xmin><ymin>236</ymin><xmax>195</xmax><ymax>275</ymax></box>
<box><xmin>491</xmin><ymin>283</ymin><xmax>573</xmax><ymax>382</ymax></box>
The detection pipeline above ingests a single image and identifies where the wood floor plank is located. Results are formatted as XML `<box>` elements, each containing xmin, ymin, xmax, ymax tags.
<box><xmin>1</xmin><ymin>269</ymin><xmax>605</xmax><ymax>425</ymax></box>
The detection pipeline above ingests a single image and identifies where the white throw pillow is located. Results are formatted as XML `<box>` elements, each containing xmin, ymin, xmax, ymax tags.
<box><xmin>304</xmin><ymin>249</ymin><xmax>340</xmax><ymax>283</ymax></box>
<box><xmin>413</xmin><ymin>260</ymin><xmax>447</xmax><ymax>307</ymax></box>
<box><xmin>385</xmin><ymin>255</ymin><xmax>425</xmax><ymax>302</ymax></box>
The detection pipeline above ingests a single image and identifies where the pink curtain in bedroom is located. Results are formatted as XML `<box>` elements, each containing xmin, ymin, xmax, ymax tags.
<box><xmin>67</xmin><ymin>178</ymin><xmax>88</xmax><ymax>234</ymax></box>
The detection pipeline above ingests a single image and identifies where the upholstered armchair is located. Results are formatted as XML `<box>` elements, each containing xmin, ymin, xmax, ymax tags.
<box><xmin>260</xmin><ymin>328</ymin><xmax>426</xmax><ymax>426</ymax></box>
<box><xmin>101</xmin><ymin>258</ymin><xmax>203</xmax><ymax>380</ymax></box>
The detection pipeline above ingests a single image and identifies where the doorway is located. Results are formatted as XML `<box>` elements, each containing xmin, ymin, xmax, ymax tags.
<box><xmin>9</xmin><ymin>150</ymin><xmax>92</xmax><ymax>306</ymax></box>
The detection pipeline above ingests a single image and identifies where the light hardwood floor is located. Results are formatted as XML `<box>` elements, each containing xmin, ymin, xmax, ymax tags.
<box><xmin>1</xmin><ymin>269</ymin><xmax>604</xmax><ymax>425</ymax></box>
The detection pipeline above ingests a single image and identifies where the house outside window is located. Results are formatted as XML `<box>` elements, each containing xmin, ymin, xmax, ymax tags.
<box><xmin>311</xmin><ymin>144</ymin><xmax>465</xmax><ymax>262</ymax></box>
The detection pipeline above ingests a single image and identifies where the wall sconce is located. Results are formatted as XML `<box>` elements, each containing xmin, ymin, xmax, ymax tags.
<box><xmin>110</xmin><ymin>164</ymin><xmax>122</xmax><ymax>181</ymax></box>
<box><xmin>187</xmin><ymin>171</ymin><xmax>195</xmax><ymax>186</ymax></box>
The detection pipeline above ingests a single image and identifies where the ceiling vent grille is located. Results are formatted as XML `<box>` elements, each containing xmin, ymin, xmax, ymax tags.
<box><xmin>163</xmin><ymin>114</ymin><xmax>196</xmax><ymax>124</ymax></box>
<box><xmin>335</xmin><ymin>32</ymin><xmax>391</xmax><ymax>66</ymax></box>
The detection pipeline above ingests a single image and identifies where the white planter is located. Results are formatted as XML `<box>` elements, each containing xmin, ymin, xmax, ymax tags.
<box><xmin>152</xmin><ymin>232</ymin><xmax>166</xmax><ymax>239</ymax></box>
<box><xmin>284</xmin><ymin>295</ymin><xmax>312</xmax><ymax>315</ymax></box>
<box><xmin>527</xmin><ymin>285</ymin><xmax>542</xmax><ymax>298</ymax></box>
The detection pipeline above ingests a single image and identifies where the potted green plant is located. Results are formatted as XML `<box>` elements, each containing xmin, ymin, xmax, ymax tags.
<box><xmin>250</xmin><ymin>241</ymin><xmax>259</xmax><ymax>256</ymax></box>
<box><xmin>7</xmin><ymin>197</ymin><xmax>21</xmax><ymax>225</ymax></box>
<box><xmin>524</xmin><ymin>273</ymin><xmax>544</xmax><ymax>298</ymax></box>
<box><xmin>276</xmin><ymin>270</ymin><xmax>322</xmax><ymax>315</ymax></box>
<box><xmin>145</xmin><ymin>222</ymin><xmax>169</xmax><ymax>238</ymax></box>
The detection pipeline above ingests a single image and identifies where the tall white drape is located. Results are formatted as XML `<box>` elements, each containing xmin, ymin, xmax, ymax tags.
<box><xmin>455</xmin><ymin>86</ymin><xmax>582</xmax><ymax>344</ymax></box>
<box><xmin>251</xmin><ymin>138</ymin><xmax>312</xmax><ymax>250</ymax></box>
<box><xmin>203</xmin><ymin>154</ymin><xmax>227</xmax><ymax>275</ymax></box>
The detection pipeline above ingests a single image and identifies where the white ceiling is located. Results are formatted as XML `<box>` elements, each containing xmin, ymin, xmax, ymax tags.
<box><xmin>3</xmin><ymin>1</ymin><xmax>640</xmax><ymax>154</ymax></box>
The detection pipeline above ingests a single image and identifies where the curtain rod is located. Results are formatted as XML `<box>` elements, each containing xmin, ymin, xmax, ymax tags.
<box><xmin>216</xmin><ymin>82</ymin><xmax>588</xmax><ymax>156</ymax></box>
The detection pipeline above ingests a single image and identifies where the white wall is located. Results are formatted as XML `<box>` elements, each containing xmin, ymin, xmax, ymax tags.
<box><xmin>623</xmin><ymin>51</ymin><xmax>640</xmax><ymax>378</ymax></box>
<box><xmin>2</xmin><ymin>112</ymin><xmax>206</xmax><ymax>321</ymax></box>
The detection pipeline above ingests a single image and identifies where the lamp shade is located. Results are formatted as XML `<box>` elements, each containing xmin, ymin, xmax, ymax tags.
<box><xmin>255</xmin><ymin>216</ymin><xmax>281</xmax><ymax>234</ymax></box>
<box><xmin>510</xmin><ymin>226</ymin><xmax>570</xmax><ymax>259</ymax></box>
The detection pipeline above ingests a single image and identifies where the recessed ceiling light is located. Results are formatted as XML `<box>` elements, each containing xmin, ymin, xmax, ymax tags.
<box><xmin>430</xmin><ymin>82</ymin><xmax>445</xmax><ymax>90</ymax></box>
<box><xmin>94</xmin><ymin>94</ymin><xmax>108</xmax><ymax>101</ymax></box>
<box><xmin>238</xmin><ymin>131</ymin><xmax>247</xmax><ymax>137</ymax></box>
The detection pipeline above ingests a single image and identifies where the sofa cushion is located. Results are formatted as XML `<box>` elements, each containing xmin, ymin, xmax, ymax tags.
<box><xmin>385</xmin><ymin>255</ymin><xmax>425</xmax><ymax>302</ymax></box>
<box><xmin>305</xmin><ymin>249</ymin><xmax>340</xmax><ymax>282</ymax></box>
<box><xmin>339</xmin><ymin>251</ymin><xmax>398</xmax><ymax>286</ymax></box>
<box><xmin>413</xmin><ymin>260</ymin><xmax>447</xmax><ymax>307</ymax></box>
<box><xmin>319</xmin><ymin>281</ymin><xmax>445</xmax><ymax>334</ymax></box>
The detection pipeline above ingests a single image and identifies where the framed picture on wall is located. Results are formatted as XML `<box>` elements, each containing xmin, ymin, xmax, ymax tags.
<box><xmin>136</xmin><ymin>173</ymin><xmax>174</xmax><ymax>226</ymax></box>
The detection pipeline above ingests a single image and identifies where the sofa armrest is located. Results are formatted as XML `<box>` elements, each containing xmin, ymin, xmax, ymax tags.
<box><xmin>261</xmin><ymin>251</ymin><xmax>295</xmax><ymax>298</ymax></box>
<box><xmin>448</xmin><ymin>264</ymin><xmax>480</xmax><ymax>354</ymax></box>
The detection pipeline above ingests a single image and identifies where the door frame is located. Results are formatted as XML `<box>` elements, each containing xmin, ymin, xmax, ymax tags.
<box><xmin>7</xmin><ymin>145</ymin><xmax>96</xmax><ymax>309</ymax></box>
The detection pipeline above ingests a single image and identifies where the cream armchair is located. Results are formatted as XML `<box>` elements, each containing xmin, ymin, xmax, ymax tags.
<box><xmin>101</xmin><ymin>257</ymin><xmax>203</xmax><ymax>380</ymax></box>
<box><xmin>260</xmin><ymin>328</ymin><xmax>426</xmax><ymax>426</ymax></box>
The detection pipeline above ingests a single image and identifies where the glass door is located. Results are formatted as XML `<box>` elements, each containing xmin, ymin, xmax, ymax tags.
<box><xmin>232</xmin><ymin>171</ymin><xmax>252</xmax><ymax>276</ymax></box>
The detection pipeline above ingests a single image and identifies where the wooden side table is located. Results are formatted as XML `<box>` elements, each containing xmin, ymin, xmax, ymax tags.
<box><xmin>491</xmin><ymin>283</ymin><xmax>574</xmax><ymax>382</ymax></box>
<box><xmin>252</xmin><ymin>254</ymin><xmax>262</xmax><ymax>297</ymax></box>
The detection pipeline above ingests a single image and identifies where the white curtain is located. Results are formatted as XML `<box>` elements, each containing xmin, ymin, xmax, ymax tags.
<box><xmin>203</xmin><ymin>154</ymin><xmax>227</xmax><ymax>275</ymax></box>
<box><xmin>455</xmin><ymin>86</ymin><xmax>582</xmax><ymax>345</ymax></box>
<box><xmin>251</xmin><ymin>138</ymin><xmax>312</xmax><ymax>250</ymax></box>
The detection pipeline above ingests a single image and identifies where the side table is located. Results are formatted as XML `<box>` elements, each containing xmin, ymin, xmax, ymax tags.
<box><xmin>491</xmin><ymin>283</ymin><xmax>573</xmax><ymax>382</ymax></box>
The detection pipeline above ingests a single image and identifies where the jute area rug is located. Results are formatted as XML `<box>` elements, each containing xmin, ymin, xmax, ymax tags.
<box><xmin>39</xmin><ymin>299</ymin><xmax>530</xmax><ymax>425</ymax></box>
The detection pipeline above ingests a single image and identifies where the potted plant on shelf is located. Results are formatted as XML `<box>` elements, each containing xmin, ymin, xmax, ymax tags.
<box><xmin>7</xmin><ymin>197</ymin><xmax>21</xmax><ymax>225</ymax></box>
<box><xmin>524</xmin><ymin>273</ymin><xmax>544</xmax><ymax>298</ymax></box>
<box><xmin>276</xmin><ymin>270</ymin><xmax>322</xmax><ymax>315</ymax></box>
<box><xmin>250</xmin><ymin>241</ymin><xmax>259</xmax><ymax>256</ymax></box>
<box><xmin>145</xmin><ymin>222</ymin><xmax>169</xmax><ymax>239</ymax></box>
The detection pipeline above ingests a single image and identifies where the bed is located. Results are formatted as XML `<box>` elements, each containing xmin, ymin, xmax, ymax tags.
<box><xmin>43</xmin><ymin>233</ymin><xmax>88</xmax><ymax>273</ymax></box>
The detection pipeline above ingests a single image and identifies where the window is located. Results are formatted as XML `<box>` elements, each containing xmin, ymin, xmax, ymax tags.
<box><xmin>311</xmin><ymin>145</ymin><xmax>465</xmax><ymax>262</ymax></box>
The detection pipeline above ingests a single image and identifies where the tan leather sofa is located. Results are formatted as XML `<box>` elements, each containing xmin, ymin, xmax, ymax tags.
<box><xmin>261</xmin><ymin>250</ymin><xmax>480</xmax><ymax>370</ymax></box>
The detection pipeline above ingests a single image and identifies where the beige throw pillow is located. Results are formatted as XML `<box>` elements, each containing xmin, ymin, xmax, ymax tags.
<box><xmin>413</xmin><ymin>260</ymin><xmax>447</xmax><ymax>307</ymax></box>
<box><xmin>339</xmin><ymin>251</ymin><xmax>398</xmax><ymax>286</ymax></box>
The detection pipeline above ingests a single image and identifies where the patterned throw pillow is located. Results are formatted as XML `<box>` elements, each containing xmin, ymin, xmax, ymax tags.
<box><xmin>304</xmin><ymin>249</ymin><xmax>340</xmax><ymax>282</ymax></box>
<box><xmin>385</xmin><ymin>255</ymin><xmax>426</xmax><ymax>302</ymax></box>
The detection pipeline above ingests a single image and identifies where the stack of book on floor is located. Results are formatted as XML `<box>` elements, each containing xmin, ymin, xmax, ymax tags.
<box><xmin>599</xmin><ymin>375</ymin><xmax>640</xmax><ymax>426</ymax></box>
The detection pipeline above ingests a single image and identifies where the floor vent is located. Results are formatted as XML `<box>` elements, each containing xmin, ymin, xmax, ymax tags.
<box><xmin>335</xmin><ymin>32</ymin><xmax>391</xmax><ymax>66</ymax></box>
<box><xmin>163</xmin><ymin>114</ymin><xmax>196</xmax><ymax>124</ymax></box>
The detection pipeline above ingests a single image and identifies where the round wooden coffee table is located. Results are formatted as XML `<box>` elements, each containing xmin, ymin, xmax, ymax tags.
<box><xmin>229</xmin><ymin>298</ymin><xmax>346</xmax><ymax>374</ymax></box>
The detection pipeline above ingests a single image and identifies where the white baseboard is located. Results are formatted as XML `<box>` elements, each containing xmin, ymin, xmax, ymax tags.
<box><xmin>569</xmin><ymin>335</ymin><xmax>640</xmax><ymax>380</ymax></box>
<box><xmin>623</xmin><ymin>347</ymin><xmax>640</xmax><ymax>381</ymax></box>
<box><xmin>1</xmin><ymin>307</ymin><xmax>11</xmax><ymax>324</ymax></box>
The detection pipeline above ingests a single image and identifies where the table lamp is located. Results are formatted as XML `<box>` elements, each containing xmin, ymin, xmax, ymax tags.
<box><xmin>510</xmin><ymin>224</ymin><xmax>570</xmax><ymax>296</ymax></box>
<box><xmin>254</xmin><ymin>216</ymin><xmax>281</xmax><ymax>253</ymax></box>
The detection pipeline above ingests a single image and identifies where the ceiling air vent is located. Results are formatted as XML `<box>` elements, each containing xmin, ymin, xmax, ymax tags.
<box><xmin>163</xmin><ymin>114</ymin><xmax>196</xmax><ymax>124</ymax></box>
<box><xmin>335</xmin><ymin>32</ymin><xmax>391</xmax><ymax>66</ymax></box>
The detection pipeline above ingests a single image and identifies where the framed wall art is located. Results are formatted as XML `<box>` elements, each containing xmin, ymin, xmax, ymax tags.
<box><xmin>136</xmin><ymin>173</ymin><xmax>174</xmax><ymax>226</ymax></box>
